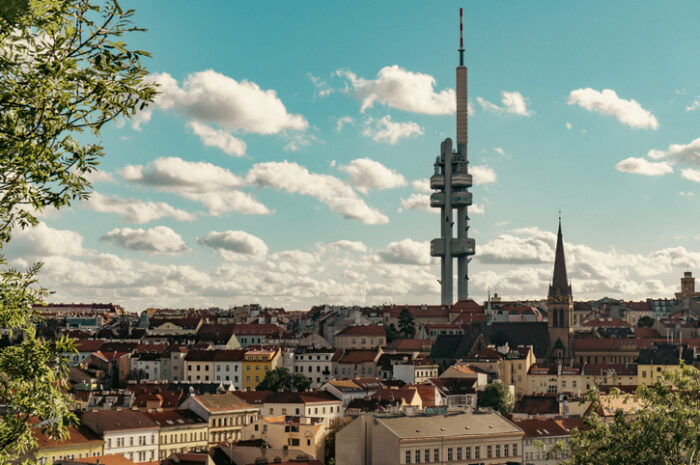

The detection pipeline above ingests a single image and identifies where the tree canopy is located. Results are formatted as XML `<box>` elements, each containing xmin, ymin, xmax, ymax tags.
<box><xmin>477</xmin><ymin>381</ymin><xmax>513</xmax><ymax>414</ymax></box>
<box><xmin>565</xmin><ymin>364</ymin><xmax>700</xmax><ymax>465</ymax></box>
<box><xmin>0</xmin><ymin>1</ymin><xmax>155</xmax><ymax>462</ymax></box>
<box><xmin>398</xmin><ymin>307</ymin><xmax>416</xmax><ymax>338</ymax></box>
<box><xmin>256</xmin><ymin>367</ymin><xmax>312</xmax><ymax>392</ymax></box>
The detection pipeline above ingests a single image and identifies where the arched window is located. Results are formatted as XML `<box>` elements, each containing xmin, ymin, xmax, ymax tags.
<box><xmin>552</xmin><ymin>309</ymin><xmax>558</xmax><ymax>327</ymax></box>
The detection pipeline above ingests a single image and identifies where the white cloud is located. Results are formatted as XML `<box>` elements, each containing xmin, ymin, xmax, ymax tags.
<box><xmin>326</xmin><ymin>240</ymin><xmax>368</xmax><ymax>253</ymax></box>
<box><xmin>363</xmin><ymin>115</ymin><xmax>423</xmax><ymax>144</ymax></box>
<box><xmin>470</xmin><ymin>165</ymin><xmax>497</xmax><ymax>185</ymax></box>
<box><xmin>615</xmin><ymin>157</ymin><xmax>674</xmax><ymax>176</ymax></box>
<box><xmin>147</xmin><ymin>70</ymin><xmax>308</xmax><ymax>134</ymax></box>
<box><xmin>86</xmin><ymin>192</ymin><xmax>196</xmax><ymax>223</ymax></box>
<box><xmin>398</xmin><ymin>193</ymin><xmax>433</xmax><ymax>214</ymax></box>
<box><xmin>11</xmin><ymin>223</ymin><xmax>85</xmax><ymax>257</ymax></box>
<box><xmin>283</xmin><ymin>133</ymin><xmax>318</xmax><ymax>152</ymax></box>
<box><xmin>411</xmin><ymin>178</ymin><xmax>432</xmax><ymax>193</ymax></box>
<box><xmin>339</xmin><ymin>158</ymin><xmax>406</xmax><ymax>193</ymax></box>
<box><xmin>679</xmin><ymin>191</ymin><xmax>694</xmax><ymax>196</ymax></box>
<box><xmin>336</xmin><ymin>116</ymin><xmax>354</xmax><ymax>132</ymax></box>
<box><xmin>494</xmin><ymin>147</ymin><xmax>505</xmax><ymax>156</ymax></box>
<box><xmin>470</xmin><ymin>203</ymin><xmax>485</xmax><ymax>215</ymax></box>
<box><xmin>647</xmin><ymin>138</ymin><xmax>700</xmax><ymax>166</ymax></box>
<box><xmin>246</xmin><ymin>161</ymin><xmax>388</xmax><ymax>224</ymax></box>
<box><xmin>565</xmin><ymin>122</ymin><xmax>572</xmax><ymax>130</ymax></box>
<box><xmin>686</xmin><ymin>96</ymin><xmax>700</xmax><ymax>112</ymax></box>
<box><xmin>567</xmin><ymin>88</ymin><xmax>659</xmax><ymax>129</ymax></box>
<box><xmin>477</xmin><ymin>91</ymin><xmax>532</xmax><ymax>116</ymax></box>
<box><xmin>122</xmin><ymin>157</ymin><xmax>270</xmax><ymax>215</ymax></box>
<box><xmin>198</xmin><ymin>230</ymin><xmax>268</xmax><ymax>260</ymax></box>
<box><xmin>308</xmin><ymin>73</ymin><xmax>334</xmax><ymax>98</ymax></box>
<box><xmin>187</xmin><ymin>121</ymin><xmax>246</xmax><ymax>156</ymax></box>
<box><xmin>338</xmin><ymin>65</ymin><xmax>455</xmax><ymax>114</ymax></box>
<box><xmin>101</xmin><ymin>226</ymin><xmax>189</xmax><ymax>255</ymax></box>
<box><xmin>86</xmin><ymin>171</ymin><xmax>116</xmax><ymax>184</ymax></box>
<box><xmin>377</xmin><ymin>239</ymin><xmax>432</xmax><ymax>265</ymax></box>
<box><xmin>681</xmin><ymin>168</ymin><xmax>700</xmax><ymax>183</ymax></box>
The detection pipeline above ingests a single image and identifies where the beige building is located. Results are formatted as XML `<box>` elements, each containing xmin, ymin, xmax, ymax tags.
<box><xmin>242</xmin><ymin>415</ymin><xmax>326</xmax><ymax>459</ymax></box>
<box><xmin>30</xmin><ymin>424</ymin><xmax>103</xmax><ymax>465</ymax></box>
<box><xmin>144</xmin><ymin>409</ymin><xmax>208</xmax><ymax>459</ymax></box>
<box><xmin>185</xmin><ymin>350</ymin><xmax>217</xmax><ymax>383</ymax></box>
<box><xmin>335</xmin><ymin>324</ymin><xmax>386</xmax><ymax>349</ymax></box>
<box><xmin>336</xmin><ymin>412</ymin><xmax>523</xmax><ymax>465</ymax></box>
<box><xmin>180</xmin><ymin>393</ymin><xmax>260</xmax><ymax>447</ymax></box>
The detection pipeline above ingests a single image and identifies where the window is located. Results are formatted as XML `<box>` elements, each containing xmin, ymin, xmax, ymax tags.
<box><xmin>307</xmin><ymin>439</ymin><xmax>311</xmax><ymax>446</ymax></box>
<box><xmin>504</xmin><ymin>444</ymin><xmax>509</xmax><ymax>457</ymax></box>
<box><xmin>457</xmin><ymin>447</ymin><xmax>462</xmax><ymax>460</ymax></box>
<box><xmin>496</xmin><ymin>445</ymin><xmax>500</xmax><ymax>457</ymax></box>
<box><xmin>406</xmin><ymin>450</ymin><xmax>411</xmax><ymax>464</ymax></box>
<box><xmin>475</xmin><ymin>446</ymin><xmax>480</xmax><ymax>459</ymax></box>
<box><xmin>447</xmin><ymin>448</ymin><xmax>452</xmax><ymax>461</ymax></box>
<box><xmin>562</xmin><ymin>381</ymin><xmax>567</xmax><ymax>388</ymax></box>
<box><xmin>465</xmin><ymin>447</ymin><xmax>471</xmax><ymax>460</ymax></box>
<box><xmin>424</xmin><ymin>449</ymin><xmax>430</xmax><ymax>463</ymax></box>
<box><xmin>487</xmin><ymin>445</ymin><xmax>492</xmax><ymax>458</ymax></box>
<box><xmin>107</xmin><ymin>439</ymin><xmax>111</xmax><ymax>448</ymax></box>
<box><xmin>415</xmin><ymin>450</ymin><xmax>420</xmax><ymax>463</ymax></box>
<box><xmin>433</xmin><ymin>449</ymin><xmax>439</xmax><ymax>461</ymax></box>
<box><xmin>513</xmin><ymin>444</ymin><xmax>518</xmax><ymax>456</ymax></box>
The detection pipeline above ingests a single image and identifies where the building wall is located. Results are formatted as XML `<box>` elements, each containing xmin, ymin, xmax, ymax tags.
<box><xmin>336</xmin><ymin>334</ymin><xmax>385</xmax><ymax>350</ymax></box>
<box><xmin>158</xmin><ymin>424</ymin><xmax>209</xmax><ymax>459</ymax></box>
<box><xmin>35</xmin><ymin>443</ymin><xmax>103</xmax><ymax>465</ymax></box>
<box><xmin>213</xmin><ymin>361</ymin><xmax>243</xmax><ymax>389</ymax></box>
<box><xmin>102</xmin><ymin>429</ymin><xmax>159</xmax><ymax>463</ymax></box>
<box><xmin>185</xmin><ymin>360</ymin><xmax>215</xmax><ymax>382</ymax></box>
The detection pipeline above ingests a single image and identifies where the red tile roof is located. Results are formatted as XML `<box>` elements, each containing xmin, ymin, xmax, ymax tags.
<box><xmin>337</xmin><ymin>349</ymin><xmax>380</xmax><ymax>364</ymax></box>
<box><xmin>583</xmin><ymin>318</ymin><xmax>630</xmax><ymax>328</ymax></box>
<box><xmin>384</xmin><ymin>339</ymin><xmax>434</xmax><ymax>351</ymax></box>
<box><xmin>75</xmin><ymin>339</ymin><xmax>105</xmax><ymax>353</ymax></box>
<box><xmin>382</xmin><ymin>305</ymin><xmax>449</xmax><ymax>318</ymax></box>
<box><xmin>336</xmin><ymin>324</ymin><xmax>385</xmax><ymax>337</ymax></box>
<box><xmin>514</xmin><ymin>418</ymin><xmax>571</xmax><ymax>438</ymax></box>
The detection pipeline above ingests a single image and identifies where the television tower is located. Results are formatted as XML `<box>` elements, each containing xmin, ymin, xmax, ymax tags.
<box><xmin>430</xmin><ymin>8</ymin><xmax>475</xmax><ymax>305</ymax></box>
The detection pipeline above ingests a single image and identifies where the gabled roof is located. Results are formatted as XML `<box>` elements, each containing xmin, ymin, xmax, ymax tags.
<box><xmin>74</xmin><ymin>339</ymin><xmax>105</xmax><ymax>353</ymax></box>
<box><xmin>185</xmin><ymin>350</ymin><xmax>218</xmax><ymax>362</ymax></box>
<box><xmin>428</xmin><ymin>377</ymin><xmax>476</xmax><ymax>395</ymax></box>
<box><xmin>514</xmin><ymin>418</ymin><xmax>571</xmax><ymax>438</ymax></box>
<box><xmin>144</xmin><ymin>409</ymin><xmax>206</xmax><ymax>427</ymax></box>
<box><xmin>32</xmin><ymin>423</ymin><xmax>103</xmax><ymax>449</ymax></box>
<box><xmin>337</xmin><ymin>349</ymin><xmax>380</xmax><ymax>364</ymax></box>
<box><xmin>384</xmin><ymin>339</ymin><xmax>434</xmax><ymax>351</ymax></box>
<box><xmin>513</xmin><ymin>395</ymin><xmax>560</xmax><ymax>415</ymax></box>
<box><xmin>336</xmin><ymin>324</ymin><xmax>385</xmax><ymax>337</ymax></box>
<box><xmin>214</xmin><ymin>349</ymin><xmax>246</xmax><ymax>362</ymax></box>
<box><xmin>82</xmin><ymin>409</ymin><xmax>158</xmax><ymax>433</ymax></box>
<box><xmin>192</xmin><ymin>392</ymin><xmax>255</xmax><ymax>412</ymax></box>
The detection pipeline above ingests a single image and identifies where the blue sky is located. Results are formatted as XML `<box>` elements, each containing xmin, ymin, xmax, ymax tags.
<box><xmin>8</xmin><ymin>1</ymin><xmax>700</xmax><ymax>310</ymax></box>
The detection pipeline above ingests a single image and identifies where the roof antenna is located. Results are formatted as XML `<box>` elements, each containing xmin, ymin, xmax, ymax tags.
<box><xmin>459</xmin><ymin>8</ymin><xmax>465</xmax><ymax>66</ymax></box>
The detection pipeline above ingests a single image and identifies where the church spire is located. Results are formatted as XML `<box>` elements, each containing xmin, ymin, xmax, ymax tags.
<box><xmin>548</xmin><ymin>216</ymin><xmax>571</xmax><ymax>301</ymax></box>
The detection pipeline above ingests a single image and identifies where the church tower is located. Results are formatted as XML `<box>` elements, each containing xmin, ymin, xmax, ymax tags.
<box><xmin>548</xmin><ymin>218</ymin><xmax>574</xmax><ymax>360</ymax></box>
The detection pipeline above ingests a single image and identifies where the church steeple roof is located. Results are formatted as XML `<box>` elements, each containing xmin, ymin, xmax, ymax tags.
<box><xmin>548</xmin><ymin>217</ymin><xmax>571</xmax><ymax>300</ymax></box>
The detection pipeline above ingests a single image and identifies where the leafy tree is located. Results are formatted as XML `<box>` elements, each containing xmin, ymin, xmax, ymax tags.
<box><xmin>477</xmin><ymin>381</ymin><xmax>513</xmax><ymax>414</ymax></box>
<box><xmin>637</xmin><ymin>316</ymin><xmax>655</xmax><ymax>328</ymax></box>
<box><xmin>0</xmin><ymin>1</ymin><xmax>155</xmax><ymax>462</ymax></box>
<box><xmin>256</xmin><ymin>367</ymin><xmax>311</xmax><ymax>392</ymax></box>
<box><xmin>564</xmin><ymin>364</ymin><xmax>700</xmax><ymax>465</ymax></box>
<box><xmin>385</xmin><ymin>323</ymin><xmax>401</xmax><ymax>343</ymax></box>
<box><xmin>398</xmin><ymin>307</ymin><xmax>416</xmax><ymax>338</ymax></box>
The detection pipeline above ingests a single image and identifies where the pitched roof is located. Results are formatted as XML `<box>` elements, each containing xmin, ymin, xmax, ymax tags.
<box><xmin>428</xmin><ymin>377</ymin><xmax>477</xmax><ymax>395</ymax></box>
<box><xmin>384</xmin><ymin>339</ymin><xmax>434</xmax><ymax>351</ymax></box>
<box><xmin>82</xmin><ymin>409</ymin><xmax>158</xmax><ymax>433</ymax></box>
<box><xmin>336</xmin><ymin>324</ymin><xmax>385</xmax><ymax>337</ymax></box>
<box><xmin>583</xmin><ymin>318</ymin><xmax>630</xmax><ymax>328</ymax></box>
<box><xmin>213</xmin><ymin>349</ymin><xmax>246</xmax><ymax>362</ymax></box>
<box><xmin>231</xmin><ymin>323</ymin><xmax>286</xmax><ymax>336</ymax></box>
<box><xmin>337</xmin><ymin>349</ymin><xmax>380</xmax><ymax>364</ymax></box>
<box><xmin>514</xmin><ymin>419</ymin><xmax>571</xmax><ymax>438</ymax></box>
<box><xmin>193</xmin><ymin>392</ymin><xmax>255</xmax><ymax>412</ymax></box>
<box><xmin>513</xmin><ymin>395</ymin><xmax>560</xmax><ymax>415</ymax></box>
<box><xmin>548</xmin><ymin>219</ymin><xmax>571</xmax><ymax>300</ymax></box>
<box><xmin>74</xmin><ymin>340</ymin><xmax>105</xmax><ymax>353</ymax></box>
<box><xmin>33</xmin><ymin>424</ymin><xmax>103</xmax><ymax>449</ymax></box>
<box><xmin>376</xmin><ymin>412</ymin><xmax>522</xmax><ymax>439</ymax></box>
<box><xmin>185</xmin><ymin>350</ymin><xmax>218</xmax><ymax>362</ymax></box>
<box><xmin>143</xmin><ymin>409</ymin><xmax>206</xmax><ymax>427</ymax></box>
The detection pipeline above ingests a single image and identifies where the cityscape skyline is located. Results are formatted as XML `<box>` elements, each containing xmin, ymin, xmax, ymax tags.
<box><xmin>4</xmin><ymin>1</ymin><xmax>700</xmax><ymax>310</ymax></box>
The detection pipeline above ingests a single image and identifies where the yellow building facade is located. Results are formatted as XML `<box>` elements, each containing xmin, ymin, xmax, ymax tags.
<box><xmin>242</xmin><ymin>348</ymin><xmax>281</xmax><ymax>390</ymax></box>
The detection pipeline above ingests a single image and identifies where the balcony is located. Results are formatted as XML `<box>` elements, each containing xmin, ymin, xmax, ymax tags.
<box><xmin>451</xmin><ymin>191</ymin><xmax>472</xmax><ymax>206</ymax></box>
<box><xmin>430</xmin><ymin>192</ymin><xmax>444</xmax><ymax>207</ymax></box>
<box><xmin>451</xmin><ymin>173</ymin><xmax>472</xmax><ymax>188</ymax></box>
<box><xmin>430</xmin><ymin>175</ymin><xmax>445</xmax><ymax>189</ymax></box>
<box><xmin>430</xmin><ymin>238</ymin><xmax>445</xmax><ymax>256</ymax></box>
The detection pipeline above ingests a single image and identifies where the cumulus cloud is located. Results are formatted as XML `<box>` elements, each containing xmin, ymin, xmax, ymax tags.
<box><xmin>470</xmin><ymin>165</ymin><xmax>497</xmax><ymax>185</ymax></box>
<box><xmin>122</xmin><ymin>157</ymin><xmax>269</xmax><ymax>216</ymax></box>
<box><xmin>363</xmin><ymin>115</ymin><xmax>423</xmax><ymax>144</ymax></box>
<box><xmin>615</xmin><ymin>157</ymin><xmax>674</xmax><ymax>176</ymax></box>
<box><xmin>338</xmin><ymin>65</ymin><xmax>455</xmax><ymax>114</ymax></box>
<box><xmin>681</xmin><ymin>168</ymin><xmax>700</xmax><ymax>183</ymax></box>
<box><xmin>197</xmin><ymin>230</ymin><xmax>268</xmax><ymax>260</ymax></box>
<box><xmin>411</xmin><ymin>178</ymin><xmax>432</xmax><ymax>193</ymax></box>
<box><xmin>86</xmin><ymin>192</ymin><xmax>196</xmax><ymax>223</ymax></box>
<box><xmin>398</xmin><ymin>193</ymin><xmax>433</xmax><ymax>214</ymax></box>
<box><xmin>646</xmin><ymin>138</ymin><xmax>700</xmax><ymax>166</ymax></box>
<box><xmin>327</xmin><ymin>240</ymin><xmax>368</xmax><ymax>253</ymax></box>
<box><xmin>246</xmin><ymin>161</ymin><xmax>388</xmax><ymax>224</ymax></box>
<box><xmin>377</xmin><ymin>239</ymin><xmax>432</xmax><ymax>265</ymax></box>
<box><xmin>187</xmin><ymin>121</ymin><xmax>246</xmax><ymax>156</ymax></box>
<box><xmin>567</xmin><ymin>88</ymin><xmax>658</xmax><ymax>129</ymax></box>
<box><xmin>11</xmin><ymin>223</ymin><xmax>85</xmax><ymax>258</ymax></box>
<box><xmin>338</xmin><ymin>158</ymin><xmax>406</xmax><ymax>193</ymax></box>
<box><xmin>147</xmin><ymin>70</ymin><xmax>307</xmax><ymax>134</ymax></box>
<box><xmin>477</xmin><ymin>91</ymin><xmax>532</xmax><ymax>116</ymax></box>
<box><xmin>86</xmin><ymin>171</ymin><xmax>116</xmax><ymax>184</ymax></box>
<box><xmin>101</xmin><ymin>226</ymin><xmax>189</xmax><ymax>255</ymax></box>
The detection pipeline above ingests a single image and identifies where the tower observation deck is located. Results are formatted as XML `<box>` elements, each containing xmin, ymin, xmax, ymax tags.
<box><xmin>430</xmin><ymin>8</ymin><xmax>475</xmax><ymax>305</ymax></box>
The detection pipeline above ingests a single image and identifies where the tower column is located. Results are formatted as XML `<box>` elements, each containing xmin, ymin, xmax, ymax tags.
<box><xmin>441</xmin><ymin>139</ymin><xmax>454</xmax><ymax>306</ymax></box>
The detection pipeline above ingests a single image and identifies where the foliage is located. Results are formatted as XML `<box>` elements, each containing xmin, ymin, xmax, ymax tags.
<box><xmin>477</xmin><ymin>380</ymin><xmax>513</xmax><ymax>414</ymax></box>
<box><xmin>0</xmin><ymin>1</ymin><xmax>155</xmax><ymax>462</ymax></box>
<box><xmin>564</xmin><ymin>364</ymin><xmax>700</xmax><ymax>465</ymax></box>
<box><xmin>385</xmin><ymin>323</ymin><xmax>402</xmax><ymax>343</ymax></box>
<box><xmin>0</xmin><ymin>0</ymin><xmax>156</xmax><ymax>242</ymax></box>
<box><xmin>256</xmin><ymin>367</ymin><xmax>312</xmax><ymax>392</ymax></box>
<box><xmin>398</xmin><ymin>307</ymin><xmax>416</xmax><ymax>338</ymax></box>
<box><xmin>0</xmin><ymin>264</ymin><xmax>76</xmax><ymax>464</ymax></box>
<box><xmin>637</xmin><ymin>316</ymin><xmax>655</xmax><ymax>328</ymax></box>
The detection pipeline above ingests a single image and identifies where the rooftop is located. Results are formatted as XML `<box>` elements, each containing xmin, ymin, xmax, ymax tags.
<box><xmin>376</xmin><ymin>411</ymin><xmax>522</xmax><ymax>439</ymax></box>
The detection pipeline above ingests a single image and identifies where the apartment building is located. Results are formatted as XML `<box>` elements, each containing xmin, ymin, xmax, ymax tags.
<box><xmin>180</xmin><ymin>393</ymin><xmax>260</xmax><ymax>447</ymax></box>
<box><xmin>82</xmin><ymin>409</ymin><xmax>159</xmax><ymax>463</ymax></box>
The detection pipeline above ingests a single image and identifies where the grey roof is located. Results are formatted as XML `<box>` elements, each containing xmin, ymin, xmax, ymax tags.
<box><xmin>377</xmin><ymin>412</ymin><xmax>523</xmax><ymax>439</ymax></box>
